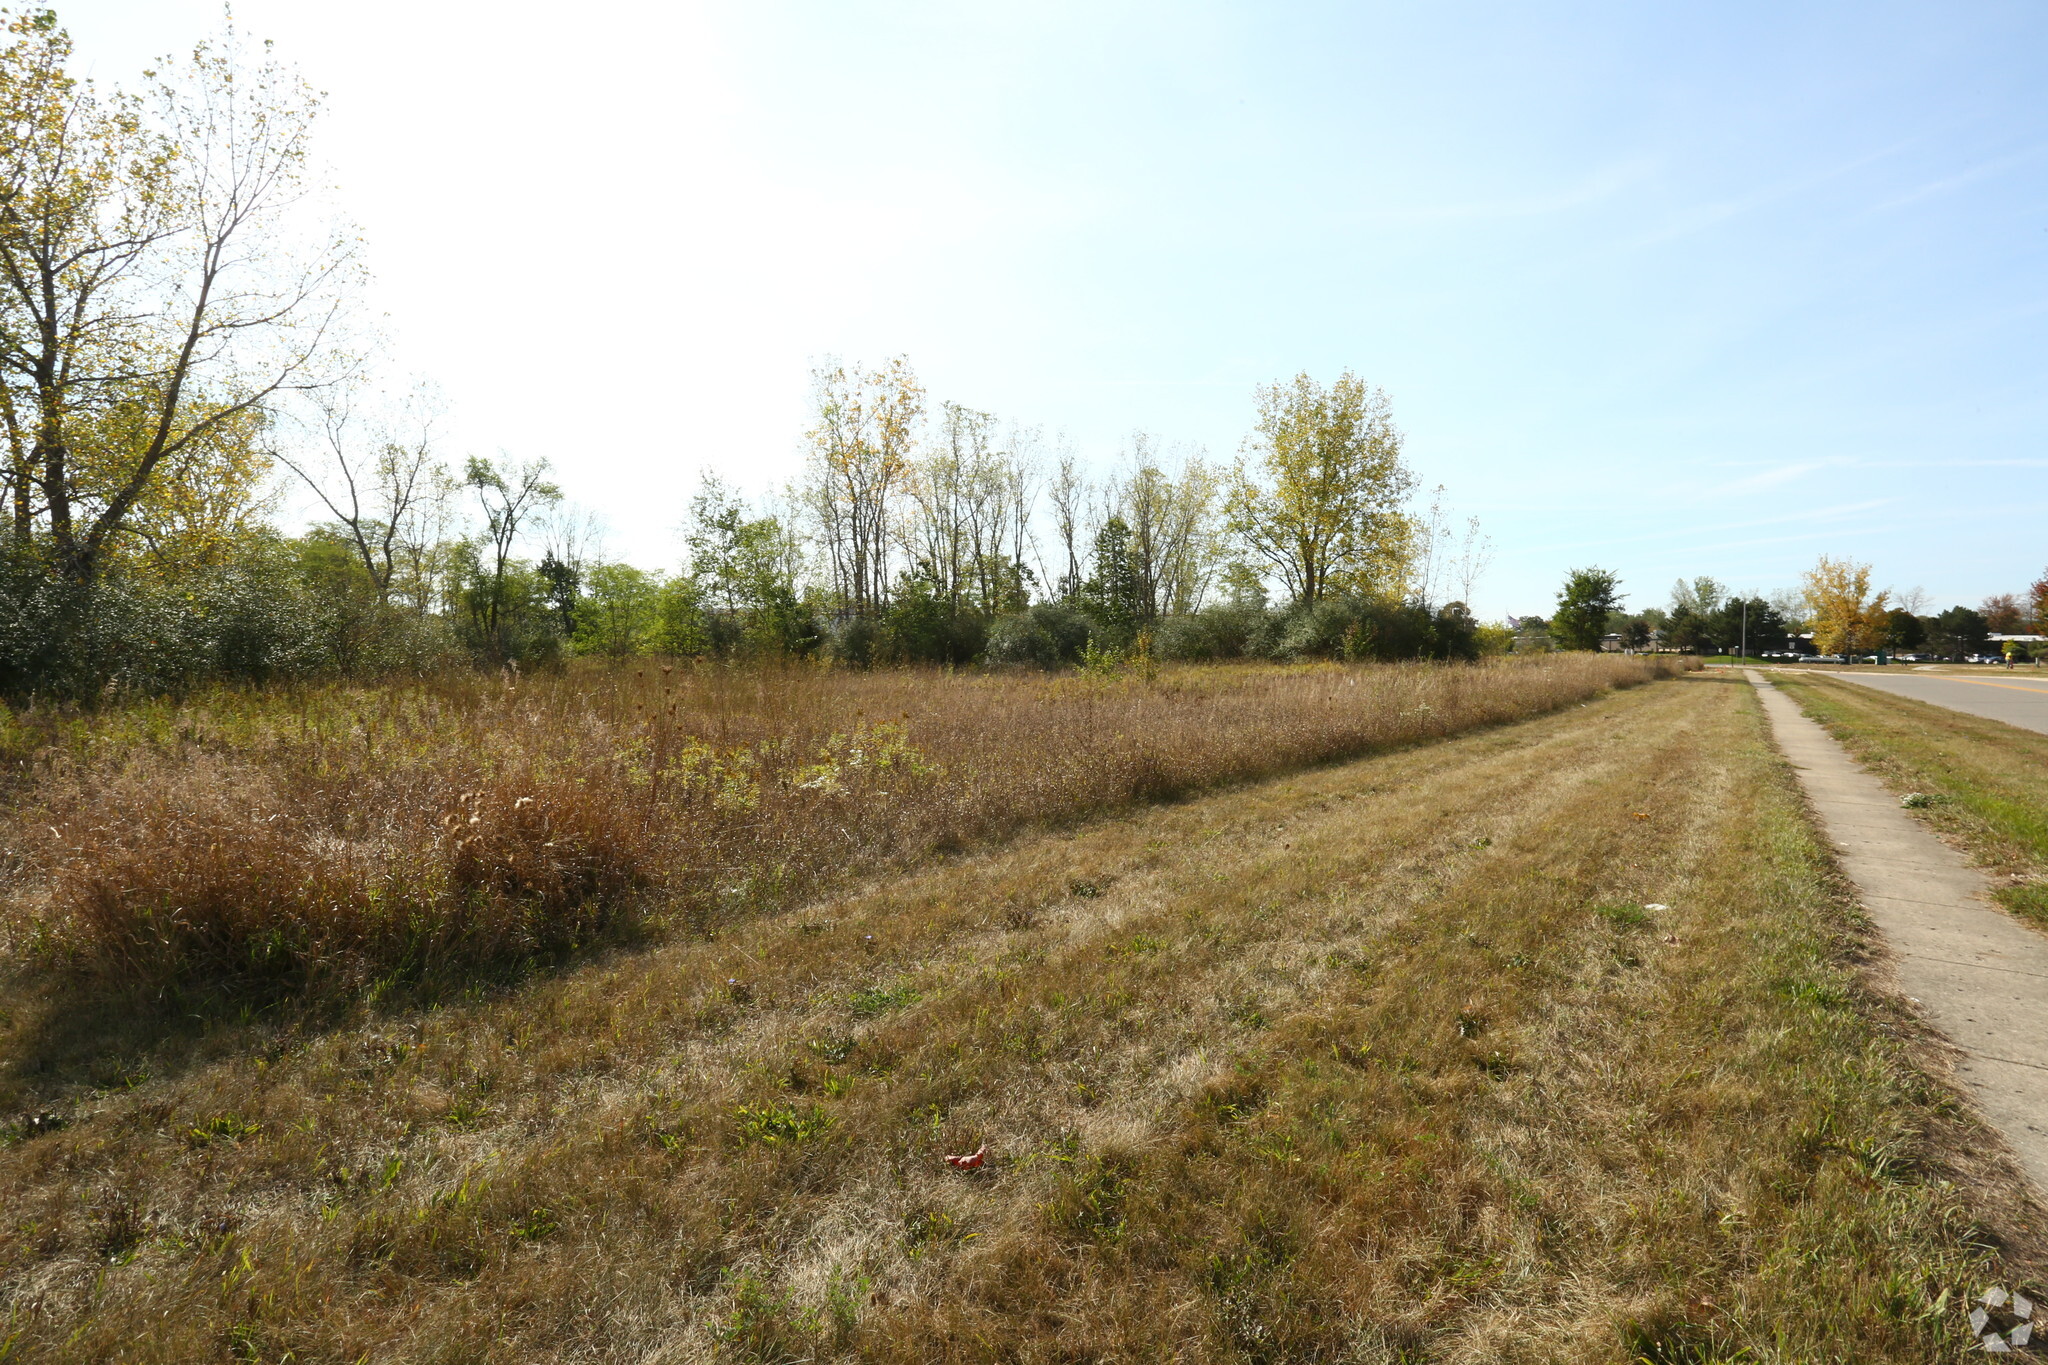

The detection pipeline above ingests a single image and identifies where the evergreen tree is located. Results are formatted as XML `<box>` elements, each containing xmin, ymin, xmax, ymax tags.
<box><xmin>1081</xmin><ymin>516</ymin><xmax>1140</xmax><ymax>645</ymax></box>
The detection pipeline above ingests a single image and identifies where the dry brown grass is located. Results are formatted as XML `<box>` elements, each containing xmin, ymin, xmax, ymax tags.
<box><xmin>0</xmin><ymin>654</ymin><xmax>1680</xmax><ymax>997</ymax></box>
<box><xmin>0</xmin><ymin>668</ymin><xmax>2038</xmax><ymax>1362</ymax></box>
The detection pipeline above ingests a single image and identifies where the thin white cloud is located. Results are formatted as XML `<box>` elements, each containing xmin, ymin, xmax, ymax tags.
<box><xmin>1869</xmin><ymin>141</ymin><xmax>2048</xmax><ymax>213</ymax></box>
<box><xmin>1342</xmin><ymin>158</ymin><xmax>1659</xmax><ymax>227</ymax></box>
<box><xmin>1616</xmin><ymin>136</ymin><xmax>1922</xmax><ymax>250</ymax></box>
<box><xmin>1708</xmin><ymin>460</ymin><xmax>1838</xmax><ymax>498</ymax></box>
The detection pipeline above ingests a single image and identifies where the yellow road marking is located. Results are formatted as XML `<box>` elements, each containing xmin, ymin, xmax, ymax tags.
<box><xmin>1902</xmin><ymin>676</ymin><xmax>2048</xmax><ymax>698</ymax></box>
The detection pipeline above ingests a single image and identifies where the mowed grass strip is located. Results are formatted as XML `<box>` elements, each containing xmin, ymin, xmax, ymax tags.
<box><xmin>1772</xmin><ymin>671</ymin><xmax>2048</xmax><ymax>929</ymax></box>
<box><xmin>0</xmin><ymin>673</ymin><xmax>2029</xmax><ymax>1361</ymax></box>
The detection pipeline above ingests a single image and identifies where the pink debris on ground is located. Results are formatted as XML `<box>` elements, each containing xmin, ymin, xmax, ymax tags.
<box><xmin>943</xmin><ymin>1144</ymin><xmax>989</xmax><ymax>1170</ymax></box>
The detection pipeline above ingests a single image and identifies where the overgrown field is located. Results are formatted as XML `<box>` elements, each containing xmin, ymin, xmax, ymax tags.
<box><xmin>0</xmin><ymin>654</ymin><xmax>1679</xmax><ymax>997</ymax></box>
<box><xmin>0</xmin><ymin>669</ymin><xmax>2040</xmax><ymax>1361</ymax></box>
<box><xmin>1771</xmin><ymin>670</ymin><xmax>2048</xmax><ymax>929</ymax></box>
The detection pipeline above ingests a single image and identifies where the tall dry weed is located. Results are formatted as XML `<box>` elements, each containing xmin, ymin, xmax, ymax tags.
<box><xmin>6</xmin><ymin>654</ymin><xmax>1688</xmax><ymax>994</ymax></box>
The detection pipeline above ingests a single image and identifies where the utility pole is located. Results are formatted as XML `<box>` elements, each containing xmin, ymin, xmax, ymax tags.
<box><xmin>1740</xmin><ymin>598</ymin><xmax>1748</xmax><ymax>663</ymax></box>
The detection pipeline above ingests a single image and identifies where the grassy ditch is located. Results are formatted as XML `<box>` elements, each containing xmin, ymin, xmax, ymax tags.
<box><xmin>0</xmin><ymin>654</ymin><xmax>1681</xmax><ymax>999</ymax></box>
<box><xmin>1770</xmin><ymin>671</ymin><xmax>2048</xmax><ymax>929</ymax></box>
<box><xmin>0</xmin><ymin>670</ymin><xmax>2035</xmax><ymax>1361</ymax></box>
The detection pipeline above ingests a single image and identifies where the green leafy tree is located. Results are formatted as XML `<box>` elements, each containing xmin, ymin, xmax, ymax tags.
<box><xmin>1883</xmin><ymin>608</ymin><xmax>1926</xmax><ymax>651</ymax></box>
<box><xmin>1664</xmin><ymin>607</ymin><xmax>1711</xmax><ymax>654</ymax></box>
<box><xmin>463</xmin><ymin>456</ymin><xmax>560</xmax><ymax>659</ymax></box>
<box><xmin>881</xmin><ymin>564</ymin><xmax>983</xmax><ymax>664</ymax></box>
<box><xmin>1432</xmin><ymin>601</ymin><xmax>1479</xmax><ymax>661</ymax></box>
<box><xmin>0</xmin><ymin>13</ymin><xmax>357</xmax><ymax>583</ymax></box>
<box><xmin>1473</xmin><ymin>621</ymin><xmax>1514</xmax><ymax>656</ymax></box>
<box><xmin>650</xmin><ymin>575</ymin><xmax>712</xmax><ymax>656</ymax></box>
<box><xmin>1511</xmin><ymin>614</ymin><xmax>1552</xmax><ymax>653</ymax></box>
<box><xmin>686</xmin><ymin>476</ymin><xmax>813</xmax><ymax>655</ymax></box>
<box><xmin>1551</xmin><ymin>567</ymin><xmax>1625</xmax><ymax>651</ymax></box>
<box><xmin>537</xmin><ymin>550</ymin><xmax>579</xmax><ymax>637</ymax></box>
<box><xmin>1928</xmin><ymin>606</ymin><xmax>1988</xmax><ymax>661</ymax></box>
<box><xmin>1225</xmin><ymin>371</ymin><xmax>1414</xmax><ymax>606</ymax></box>
<box><xmin>1217</xmin><ymin>562</ymin><xmax>1269</xmax><ymax>611</ymax></box>
<box><xmin>452</xmin><ymin>545</ymin><xmax>557</xmax><ymax>665</ymax></box>
<box><xmin>1707</xmin><ymin>596</ymin><xmax>1787</xmax><ymax>655</ymax></box>
<box><xmin>1670</xmin><ymin>576</ymin><xmax>1725</xmax><ymax>619</ymax></box>
<box><xmin>571</xmin><ymin>563</ymin><xmax>662</xmax><ymax>657</ymax></box>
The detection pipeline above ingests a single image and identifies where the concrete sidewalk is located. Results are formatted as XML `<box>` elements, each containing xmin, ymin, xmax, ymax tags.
<box><xmin>1747</xmin><ymin>669</ymin><xmax>2048</xmax><ymax>1197</ymax></box>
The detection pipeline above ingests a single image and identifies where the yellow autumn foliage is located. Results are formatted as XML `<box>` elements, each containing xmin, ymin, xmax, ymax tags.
<box><xmin>1802</xmin><ymin>555</ymin><xmax>1890</xmax><ymax>655</ymax></box>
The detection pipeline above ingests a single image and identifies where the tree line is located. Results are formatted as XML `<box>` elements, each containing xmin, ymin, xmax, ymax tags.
<box><xmin>1</xmin><ymin>355</ymin><xmax>1497</xmax><ymax>697</ymax></box>
<box><xmin>9</xmin><ymin>9</ymin><xmax>2036</xmax><ymax>706</ymax></box>
<box><xmin>1521</xmin><ymin>560</ymin><xmax>2048</xmax><ymax>662</ymax></box>
<box><xmin>0</xmin><ymin>14</ymin><xmax>1507</xmax><ymax>697</ymax></box>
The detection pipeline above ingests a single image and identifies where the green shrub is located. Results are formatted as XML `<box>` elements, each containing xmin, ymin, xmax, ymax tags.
<box><xmin>986</xmin><ymin>604</ymin><xmax>1091</xmax><ymax>668</ymax></box>
<box><xmin>0</xmin><ymin>539</ymin><xmax>461</xmax><ymax>700</ymax></box>
<box><xmin>1154</xmin><ymin>603</ymin><xmax>1266</xmax><ymax>661</ymax></box>
<box><xmin>880</xmin><ymin>574</ymin><xmax>983</xmax><ymax>664</ymax></box>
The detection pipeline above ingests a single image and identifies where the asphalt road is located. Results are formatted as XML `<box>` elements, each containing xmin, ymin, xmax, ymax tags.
<box><xmin>1821</xmin><ymin>668</ymin><xmax>2048</xmax><ymax>736</ymax></box>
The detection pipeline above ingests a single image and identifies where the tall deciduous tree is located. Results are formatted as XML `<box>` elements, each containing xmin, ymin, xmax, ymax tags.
<box><xmin>1767</xmin><ymin>588</ymin><xmax>1810</xmax><ymax>633</ymax></box>
<box><xmin>1450</xmin><ymin>514</ymin><xmax>1493</xmax><ymax>609</ymax></box>
<box><xmin>1551</xmin><ymin>567</ymin><xmax>1624</xmax><ymax>651</ymax></box>
<box><xmin>1046</xmin><ymin>443</ymin><xmax>1087</xmax><ymax>601</ymax></box>
<box><xmin>1670</xmin><ymin>576</ymin><xmax>1726</xmax><ymax>618</ymax></box>
<box><xmin>276</xmin><ymin>382</ymin><xmax>445</xmax><ymax>605</ymax></box>
<box><xmin>1405</xmin><ymin>487</ymin><xmax>1491</xmax><ymax>610</ymax></box>
<box><xmin>464</xmin><ymin>455</ymin><xmax>559</xmax><ymax>656</ymax></box>
<box><xmin>687</xmin><ymin>473</ymin><xmax>810</xmax><ymax>652</ymax></box>
<box><xmin>573</xmin><ymin>562</ymin><xmax>661</xmax><ymax>658</ymax></box>
<box><xmin>1113</xmin><ymin>437</ymin><xmax>1219</xmax><ymax>620</ymax></box>
<box><xmin>1225</xmin><ymin>371</ymin><xmax>1414</xmax><ymax>606</ymax></box>
<box><xmin>1802</xmin><ymin>556</ymin><xmax>1889</xmax><ymax>656</ymax></box>
<box><xmin>1981</xmin><ymin>593</ymin><xmax>2024</xmax><ymax>633</ymax></box>
<box><xmin>116</xmin><ymin>403</ymin><xmax>277</xmax><ymax>575</ymax></box>
<box><xmin>806</xmin><ymin>356</ymin><xmax>922</xmax><ymax>617</ymax></box>
<box><xmin>888</xmin><ymin>399</ymin><xmax>1042</xmax><ymax>619</ymax></box>
<box><xmin>0</xmin><ymin>13</ymin><xmax>353</xmax><ymax>582</ymax></box>
<box><xmin>902</xmin><ymin>400</ymin><xmax>1001</xmax><ymax>614</ymax></box>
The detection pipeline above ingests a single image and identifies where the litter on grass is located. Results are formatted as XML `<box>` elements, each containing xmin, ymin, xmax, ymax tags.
<box><xmin>1971</xmin><ymin>1286</ymin><xmax>2037</xmax><ymax>1353</ymax></box>
<box><xmin>943</xmin><ymin>1144</ymin><xmax>989</xmax><ymax>1170</ymax></box>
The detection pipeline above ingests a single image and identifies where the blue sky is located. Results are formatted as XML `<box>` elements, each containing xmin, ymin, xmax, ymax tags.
<box><xmin>64</xmin><ymin>1</ymin><xmax>2048</xmax><ymax>618</ymax></box>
